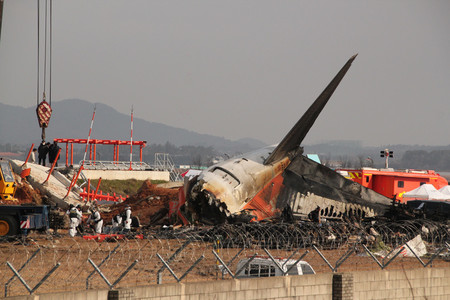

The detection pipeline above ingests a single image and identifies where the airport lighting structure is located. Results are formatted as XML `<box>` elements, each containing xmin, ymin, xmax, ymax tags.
<box><xmin>380</xmin><ymin>149</ymin><xmax>394</xmax><ymax>168</ymax></box>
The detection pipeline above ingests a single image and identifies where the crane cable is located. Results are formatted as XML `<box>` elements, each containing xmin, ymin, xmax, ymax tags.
<box><xmin>36</xmin><ymin>0</ymin><xmax>39</xmax><ymax>106</ymax></box>
<box><xmin>36</xmin><ymin>0</ymin><xmax>53</xmax><ymax>141</ymax></box>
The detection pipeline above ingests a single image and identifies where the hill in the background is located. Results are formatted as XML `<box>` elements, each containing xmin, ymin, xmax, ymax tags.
<box><xmin>4</xmin><ymin>100</ymin><xmax>450</xmax><ymax>171</ymax></box>
<box><xmin>0</xmin><ymin>99</ymin><xmax>266</xmax><ymax>154</ymax></box>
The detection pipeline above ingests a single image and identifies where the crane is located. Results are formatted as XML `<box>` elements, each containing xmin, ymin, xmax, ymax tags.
<box><xmin>35</xmin><ymin>0</ymin><xmax>53</xmax><ymax>141</ymax></box>
<box><xmin>0</xmin><ymin>0</ymin><xmax>54</xmax><ymax>140</ymax></box>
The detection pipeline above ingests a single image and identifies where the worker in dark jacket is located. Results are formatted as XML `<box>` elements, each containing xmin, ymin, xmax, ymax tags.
<box><xmin>38</xmin><ymin>141</ymin><xmax>49</xmax><ymax>166</ymax></box>
<box><xmin>48</xmin><ymin>141</ymin><xmax>61</xmax><ymax>166</ymax></box>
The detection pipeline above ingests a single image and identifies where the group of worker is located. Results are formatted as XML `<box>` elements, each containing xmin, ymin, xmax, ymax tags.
<box><xmin>32</xmin><ymin>140</ymin><xmax>60</xmax><ymax>167</ymax></box>
<box><xmin>66</xmin><ymin>204</ymin><xmax>132</xmax><ymax>237</ymax></box>
<box><xmin>111</xmin><ymin>206</ymin><xmax>132</xmax><ymax>232</ymax></box>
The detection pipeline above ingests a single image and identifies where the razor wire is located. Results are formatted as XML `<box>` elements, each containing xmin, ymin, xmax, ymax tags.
<box><xmin>0</xmin><ymin>220</ymin><xmax>448</xmax><ymax>297</ymax></box>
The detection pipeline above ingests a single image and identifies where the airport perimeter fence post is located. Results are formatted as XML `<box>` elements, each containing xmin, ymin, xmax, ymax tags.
<box><xmin>6</xmin><ymin>261</ymin><xmax>60</xmax><ymax>295</ymax></box>
<box><xmin>263</xmin><ymin>248</ymin><xmax>286</xmax><ymax>274</ymax></box>
<box><xmin>334</xmin><ymin>246</ymin><xmax>356</xmax><ymax>271</ymax></box>
<box><xmin>214</xmin><ymin>247</ymin><xmax>244</xmax><ymax>279</ymax></box>
<box><xmin>88</xmin><ymin>257</ymin><xmax>138</xmax><ymax>290</ymax></box>
<box><xmin>382</xmin><ymin>246</ymin><xmax>405</xmax><ymax>269</ymax></box>
<box><xmin>4</xmin><ymin>248</ymin><xmax>41</xmax><ymax>297</ymax></box>
<box><xmin>110</xmin><ymin>260</ymin><xmax>139</xmax><ymax>289</ymax></box>
<box><xmin>87</xmin><ymin>258</ymin><xmax>113</xmax><ymax>288</ymax></box>
<box><xmin>263</xmin><ymin>248</ymin><xmax>310</xmax><ymax>276</ymax></box>
<box><xmin>362</xmin><ymin>244</ymin><xmax>405</xmax><ymax>270</ymax></box>
<box><xmin>234</xmin><ymin>254</ymin><xmax>258</xmax><ymax>279</ymax></box>
<box><xmin>361</xmin><ymin>244</ymin><xmax>384</xmax><ymax>269</ymax></box>
<box><xmin>156</xmin><ymin>240</ymin><xmax>191</xmax><ymax>284</ymax></box>
<box><xmin>30</xmin><ymin>263</ymin><xmax>61</xmax><ymax>294</ymax></box>
<box><xmin>282</xmin><ymin>249</ymin><xmax>310</xmax><ymax>275</ymax></box>
<box><xmin>283</xmin><ymin>247</ymin><xmax>302</xmax><ymax>263</ymax></box>
<box><xmin>156</xmin><ymin>253</ymin><xmax>205</xmax><ymax>284</ymax></box>
<box><xmin>312</xmin><ymin>245</ymin><xmax>335</xmax><ymax>272</ymax></box>
<box><xmin>86</xmin><ymin>243</ymin><xmax>121</xmax><ymax>289</ymax></box>
<box><xmin>404</xmin><ymin>243</ymin><xmax>448</xmax><ymax>268</ymax></box>
<box><xmin>211</xmin><ymin>249</ymin><xmax>256</xmax><ymax>280</ymax></box>
<box><xmin>312</xmin><ymin>244</ymin><xmax>355</xmax><ymax>273</ymax></box>
<box><xmin>156</xmin><ymin>254</ymin><xmax>180</xmax><ymax>282</ymax></box>
<box><xmin>212</xmin><ymin>250</ymin><xmax>236</xmax><ymax>279</ymax></box>
<box><xmin>178</xmin><ymin>255</ymin><xmax>205</xmax><ymax>282</ymax></box>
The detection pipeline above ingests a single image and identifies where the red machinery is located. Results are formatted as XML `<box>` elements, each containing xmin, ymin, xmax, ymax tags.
<box><xmin>336</xmin><ymin>168</ymin><xmax>448</xmax><ymax>203</ymax></box>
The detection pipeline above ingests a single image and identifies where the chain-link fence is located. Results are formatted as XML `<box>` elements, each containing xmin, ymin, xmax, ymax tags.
<box><xmin>1</xmin><ymin>220</ymin><xmax>449</xmax><ymax>297</ymax></box>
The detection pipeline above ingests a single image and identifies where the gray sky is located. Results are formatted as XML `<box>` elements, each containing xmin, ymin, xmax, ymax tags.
<box><xmin>1</xmin><ymin>0</ymin><xmax>450</xmax><ymax>147</ymax></box>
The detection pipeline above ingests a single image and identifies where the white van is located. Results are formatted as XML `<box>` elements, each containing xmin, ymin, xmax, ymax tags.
<box><xmin>235</xmin><ymin>256</ymin><xmax>315</xmax><ymax>278</ymax></box>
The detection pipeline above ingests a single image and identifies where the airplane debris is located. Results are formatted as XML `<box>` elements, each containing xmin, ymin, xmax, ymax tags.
<box><xmin>183</xmin><ymin>54</ymin><xmax>449</xmax><ymax>225</ymax></box>
<box><xmin>185</xmin><ymin>54</ymin><xmax>393</xmax><ymax>224</ymax></box>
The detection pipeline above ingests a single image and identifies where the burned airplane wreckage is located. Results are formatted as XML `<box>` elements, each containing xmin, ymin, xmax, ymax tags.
<box><xmin>184</xmin><ymin>55</ymin><xmax>449</xmax><ymax>225</ymax></box>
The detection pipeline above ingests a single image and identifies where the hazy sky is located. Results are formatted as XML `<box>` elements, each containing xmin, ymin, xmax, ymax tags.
<box><xmin>1</xmin><ymin>0</ymin><xmax>449</xmax><ymax>147</ymax></box>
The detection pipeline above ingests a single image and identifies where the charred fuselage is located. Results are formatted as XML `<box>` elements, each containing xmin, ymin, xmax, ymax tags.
<box><xmin>280</xmin><ymin>155</ymin><xmax>392</xmax><ymax>221</ymax></box>
<box><xmin>185</xmin><ymin>54</ymin><xmax>396</xmax><ymax>224</ymax></box>
<box><xmin>187</xmin><ymin>146</ymin><xmax>291</xmax><ymax>224</ymax></box>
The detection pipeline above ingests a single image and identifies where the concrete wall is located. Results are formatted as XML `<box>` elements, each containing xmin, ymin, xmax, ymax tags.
<box><xmin>6</xmin><ymin>267</ymin><xmax>450</xmax><ymax>300</ymax></box>
<box><xmin>108</xmin><ymin>274</ymin><xmax>333</xmax><ymax>300</ymax></box>
<box><xmin>6</xmin><ymin>289</ymin><xmax>109</xmax><ymax>300</ymax></box>
<box><xmin>82</xmin><ymin>170</ymin><xmax>170</xmax><ymax>181</ymax></box>
<box><xmin>353</xmin><ymin>267</ymin><xmax>450</xmax><ymax>300</ymax></box>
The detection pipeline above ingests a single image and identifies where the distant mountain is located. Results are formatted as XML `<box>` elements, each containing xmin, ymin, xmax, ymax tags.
<box><xmin>0</xmin><ymin>99</ymin><xmax>266</xmax><ymax>154</ymax></box>
<box><xmin>304</xmin><ymin>140</ymin><xmax>450</xmax><ymax>171</ymax></box>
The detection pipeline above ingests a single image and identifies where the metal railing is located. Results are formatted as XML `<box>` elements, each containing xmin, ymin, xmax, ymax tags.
<box><xmin>80</xmin><ymin>160</ymin><xmax>152</xmax><ymax>171</ymax></box>
<box><xmin>79</xmin><ymin>158</ymin><xmax>182</xmax><ymax>182</ymax></box>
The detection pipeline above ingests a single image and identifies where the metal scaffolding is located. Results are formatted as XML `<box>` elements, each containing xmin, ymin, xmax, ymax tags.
<box><xmin>154</xmin><ymin>153</ymin><xmax>182</xmax><ymax>181</ymax></box>
<box><xmin>53</xmin><ymin>138</ymin><xmax>147</xmax><ymax>168</ymax></box>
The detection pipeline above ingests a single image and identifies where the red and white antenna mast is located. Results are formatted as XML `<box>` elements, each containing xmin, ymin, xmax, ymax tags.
<box><xmin>129</xmin><ymin>106</ymin><xmax>134</xmax><ymax>170</ymax></box>
<box><xmin>82</xmin><ymin>105</ymin><xmax>96</xmax><ymax>166</ymax></box>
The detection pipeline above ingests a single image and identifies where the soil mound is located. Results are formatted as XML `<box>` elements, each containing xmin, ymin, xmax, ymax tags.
<box><xmin>102</xmin><ymin>180</ymin><xmax>179</xmax><ymax>225</ymax></box>
<box><xmin>14</xmin><ymin>183</ymin><xmax>44</xmax><ymax>204</ymax></box>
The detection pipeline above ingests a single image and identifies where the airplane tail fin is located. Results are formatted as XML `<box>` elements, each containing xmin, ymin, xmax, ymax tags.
<box><xmin>264</xmin><ymin>54</ymin><xmax>357</xmax><ymax>165</ymax></box>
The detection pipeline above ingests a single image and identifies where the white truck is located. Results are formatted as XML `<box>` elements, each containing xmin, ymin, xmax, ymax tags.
<box><xmin>235</xmin><ymin>256</ymin><xmax>315</xmax><ymax>278</ymax></box>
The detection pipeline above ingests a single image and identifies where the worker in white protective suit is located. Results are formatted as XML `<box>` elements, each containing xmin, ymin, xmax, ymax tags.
<box><xmin>75</xmin><ymin>204</ymin><xmax>84</xmax><ymax>234</ymax></box>
<box><xmin>88</xmin><ymin>207</ymin><xmax>103</xmax><ymax>234</ymax></box>
<box><xmin>123</xmin><ymin>205</ymin><xmax>132</xmax><ymax>232</ymax></box>
<box><xmin>112</xmin><ymin>213</ymin><xmax>122</xmax><ymax>228</ymax></box>
<box><xmin>67</xmin><ymin>204</ymin><xmax>82</xmax><ymax>237</ymax></box>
